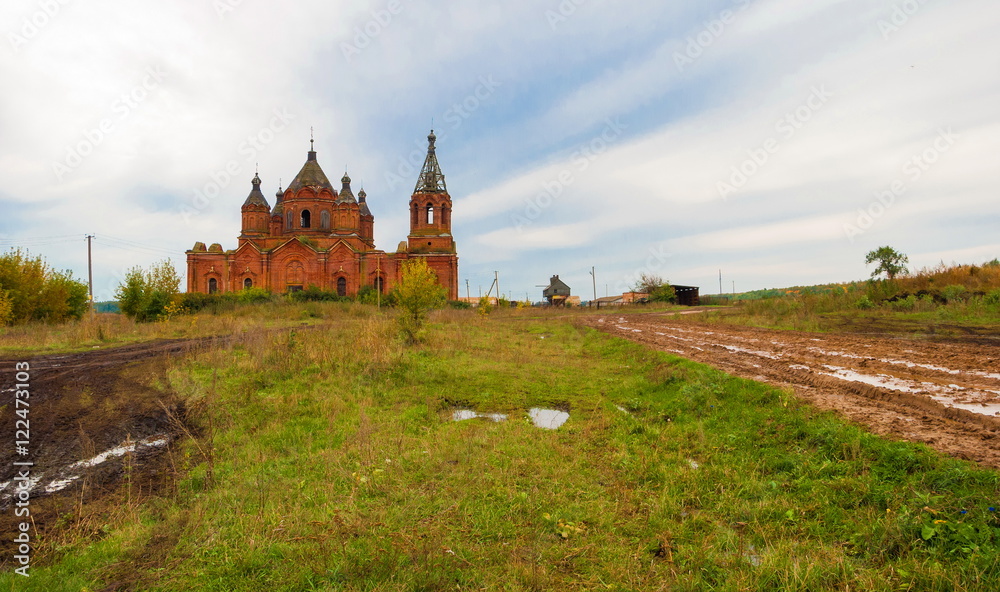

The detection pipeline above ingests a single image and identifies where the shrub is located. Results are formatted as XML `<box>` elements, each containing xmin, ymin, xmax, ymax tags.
<box><xmin>855</xmin><ymin>296</ymin><xmax>875</xmax><ymax>310</ymax></box>
<box><xmin>889</xmin><ymin>295</ymin><xmax>917</xmax><ymax>312</ymax></box>
<box><xmin>985</xmin><ymin>289</ymin><xmax>1000</xmax><ymax>307</ymax></box>
<box><xmin>395</xmin><ymin>259</ymin><xmax>446</xmax><ymax>343</ymax></box>
<box><xmin>238</xmin><ymin>287</ymin><xmax>273</xmax><ymax>304</ymax></box>
<box><xmin>448</xmin><ymin>299</ymin><xmax>472</xmax><ymax>309</ymax></box>
<box><xmin>115</xmin><ymin>260</ymin><xmax>181</xmax><ymax>322</ymax></box>
<box><xmin>942</xmin><ymin>285</ymin><xmax>969</xmax><ymax>304</ymax></box>
<box><xmin>288</xmin><ymin>286</ymin><xmax>348</xmax><ymax>303</ymax></box>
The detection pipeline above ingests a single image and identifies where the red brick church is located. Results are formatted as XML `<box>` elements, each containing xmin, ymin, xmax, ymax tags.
<box><xmin>186</xmin><ymin>131</ymin><xmax>458</xmax><ymax>299</ymax></box>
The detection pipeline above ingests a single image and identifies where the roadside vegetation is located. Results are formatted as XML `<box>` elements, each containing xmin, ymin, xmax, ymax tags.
<box><xmin>0</xmin><ymin>248</ymin><xmax>89</xmax><ymax>325</ymax></box>
<box><xmin>696</xmin><ymin>259</ymin><xmax>1000</xmax><ymax>334</ymax></box>
<box><xmin>4</xmin><ymin>304</ymin><xmax>1000</xmax><ymax>590</ymax></box>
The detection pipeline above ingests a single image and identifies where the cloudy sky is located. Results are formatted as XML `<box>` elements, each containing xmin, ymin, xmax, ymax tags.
<box><xmin>2</xmin><ymin>0</ymin><xmax>998</xmax><ymax>302</ymax></box>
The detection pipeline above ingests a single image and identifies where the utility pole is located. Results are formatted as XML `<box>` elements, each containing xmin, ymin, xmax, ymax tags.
<box><xmin>732</xmin><ymin>280</ymin><xmax>735</xmax><ymax>296</ymax></box>
<box><xmin>589</xmin><ymin>266</ymin><xmax>596</xmax><ymax>303</ymax></box>
<box><xmin>86</xmin><ymin>234</ymin><xmax>94</xmax><ymax>315</ymax></box>
<box><xmin>719</xmin><ymin>269</ymin><xmax>722</xmax><ymax>295</ymax></box>
<box><xmin>466</xmin><ymin>279</ymin><xmax>470</xmax><ymax>300</ymax></box>
<box><xmin>495</xmin><ymin>271</ymin><xmax>500</xmax><ymax>302</ymax></box>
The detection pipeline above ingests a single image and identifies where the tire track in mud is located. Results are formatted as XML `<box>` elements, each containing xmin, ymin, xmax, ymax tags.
<box><xmin>589</xmin><ymin>314</ymin><xmax>1000</xmax><ymax>468</ymax></box>
<box><xmin>0</xmin><ymin>335</ymin><xmax>236</xmax><ymax>563</ymax></box>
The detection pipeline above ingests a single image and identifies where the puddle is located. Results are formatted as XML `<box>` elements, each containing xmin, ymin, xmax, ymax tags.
<box><xmin>529</xmin><ymin>408</ymin><xmax>569</xmax><ymax>429</ymax></box>
<box><xmin>789</xmin><ymin>364</ymin><xmax>810</xmax><ymax>371</ymax></box>
<box><xmin>0</xmin><ymin>434</ymin><xmax>170</xmax><ymax>502</ymax></box>
<box><xmin>716</xmin><ymin>344</ymin><xmax>781</xmax><ymax>360</ymax></box>
<box><xmin>452</xmin><ymin>409</ymin><xmax>507</xmax><ymax>422</ymax></box>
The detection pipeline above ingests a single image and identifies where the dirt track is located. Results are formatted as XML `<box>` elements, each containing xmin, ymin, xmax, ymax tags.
<box><xmin>590</xmin><ymin>314</ymin><xmax>1000</xmax><ymax>468</ymax></box>
<box><xmin>0</xmin><ymin>337</ymin><xmax>230</xmax><ymax>563</ymax></box>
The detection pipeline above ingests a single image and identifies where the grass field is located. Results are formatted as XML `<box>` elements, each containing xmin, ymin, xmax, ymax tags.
<box><xmin>5</xmin><ymin>305</ymin><xmax>1000</xmax><ymax>590</ymax></box>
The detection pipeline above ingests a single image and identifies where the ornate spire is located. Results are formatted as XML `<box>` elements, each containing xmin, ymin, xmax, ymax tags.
<box><xmin>242</xmin><ymin>173</ymin><xmax>269</xmax><ymax>209</ymax></box>
<box><xmin>307</xmin><ymin>130</ymin><xmax>317</xmax><ymax>162</ymax></box>
<box><xmin>414</xmin><ymin>129</ymin><xmax>447</xmax><ymax>193</ymax></box>
<box><xmin>338</xmin><ymin>171</ymin><xmax>356</xmax><ymax>203</ymax></box>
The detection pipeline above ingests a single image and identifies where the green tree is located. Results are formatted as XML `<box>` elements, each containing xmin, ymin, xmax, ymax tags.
<box><xmin>394</xmin><ymin>259</ymin><xmax>446</xmax><ymax>343</ymax></box>
<box><xmin>115</xmin><ymin>259</ymin><xmax>181</xmax><ymax>322</ymax></box>
<box><xmin>865</xmin><ymin>246</ymin><xmax>909</xmax><ymax>280</ymax></box>
<box><xmin>0</xmin><ymin>248</ymin><xmax>89</xmax><ymax>324</ymax></box>
<box><xmin>633</xmin><ymin>273</ymin><xmax>676</xmax><ymax>303</ymax></box>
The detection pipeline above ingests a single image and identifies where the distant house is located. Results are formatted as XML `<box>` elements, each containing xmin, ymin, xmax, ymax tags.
<box><xmin>593</xmin><ymin>295</ymin><xmax>624</xmax><ymax>307</ymax></box>
<box><xmin>543</xmin><ymin>275</ymin><xmax>571</xmax><ymax>305</ymax></box>
<box><xmin>622</xmin><ymin>291</ymin><xmax>648</xmax><ymax>304</ymax></box>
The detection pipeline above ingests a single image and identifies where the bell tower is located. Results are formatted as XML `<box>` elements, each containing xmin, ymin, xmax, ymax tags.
<box><xmin>408</xmin><ymin>130</ymin><xmax>455</xmax><ymax>253</ymax></box>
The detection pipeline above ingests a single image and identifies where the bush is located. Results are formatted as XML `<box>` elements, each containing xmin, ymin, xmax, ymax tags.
<box><xmin>448</xmin><ymin>300</ymin><xmax>472</xmax><ymax>309</ymax></box>
<box><xmin>889</xmin><ymin>295</ymin><xmax>917</xmax><ymax>312</ymax></box>
<box><xmin>942</xmin><ymin>285</ymin><xmax>969</xmax><ymax>304</ymax></box>
<box><xmin>238</xmin><ymin>287</ymin><xmax>274</xmax><ymax>304</ymax></box>
<box><xmin>116</xmin><ymin>260</ymin><xmax>181</xmax><ymax>322</ymax></box>
<box><xmin>855</xmin><ymin>296</ymin><xmax>875</xmax><ymax>310</ymax></box>
<box><xmin>985</xmin><ymin>289</ymin><xmax>1000</xmax><ymax>307</ymax></box>
<box><xmin>288</xmin><ymin>286</ymin><xmax>349</xmax><ymax>303</ymax></box>
<box><xmin>395</xmin><ymin>259</ymin><xmax>447</xmax><ymax>343</ymax></box>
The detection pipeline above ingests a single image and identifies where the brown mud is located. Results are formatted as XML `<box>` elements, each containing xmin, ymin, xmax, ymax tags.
<box><xmin>0</xmin><ymin>336</ymin><xmax>231</xmax><ymax>564</ymax></box>
<box><xmin>589</xmin><ymin>314</ymin><xmax>1000</xmax><ymax>468</ymax></box>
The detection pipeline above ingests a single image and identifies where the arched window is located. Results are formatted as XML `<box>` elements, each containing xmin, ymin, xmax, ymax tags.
<box><xmin>208</xmin><ymin>278</ymin><xmax>218</xmax><ymax>294</ymax></box>
<box><xmin>244</xmin><ymin>277</ymin><xmax>252</xmax><ymax>289</ymax></box>
<box><xmin>426</xmin><ymin>204</ymin><xmax>434</xmax><ymax>225</ymax></box>
<box><xmin>442</xmin><ymin>206</ymin><xmax>450</xmax><ymax>227</ymax></box>
<box><xmin>301</xmin><ymin>209</ymin><xmax>311</xmax><ymax>228</ymax></box>
<box><xmin>285</xmin><ymin>211</ymin><xmax>292</xmax><ymax>229</ymax></box>
<box><xmin>411</xmin><ymin>203</ymin><xmax>419</xmax><ymax>227</ymax></box>
<box><xmin>336</xmin><ymin>277</ymin><xmax>347</xmax><ymax>297</ymax></box>
<box><xmin>320</xmin><ymin>210</ymin><xmax>330</xmax><ymax>230</ymax></box>
<box><xmin>374</xmin><ymin>276</ymin><xmax>384</xmax><ymax>294</ymax></box>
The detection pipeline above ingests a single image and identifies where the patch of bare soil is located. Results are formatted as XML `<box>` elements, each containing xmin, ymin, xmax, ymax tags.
<box><xmin>0</xmin><ymin>336</ymin><xmax>229</xmax><ymax>564</ymax></box>
<box><xmin>588</xmin><ymin>314</ymin><xmax>1000</xmax><ymax>468</ymax></box>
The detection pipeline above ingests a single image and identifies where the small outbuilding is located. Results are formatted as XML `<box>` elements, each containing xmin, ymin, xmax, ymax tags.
<box><xmin>672</xmin><ymin>285</ymin><xmax>700</xmax><ymax>306</ymax></box>
<box><xmin>543</xmin><ymin>275</ymin><xmax>571</xmax><ymax>306</ymax></box>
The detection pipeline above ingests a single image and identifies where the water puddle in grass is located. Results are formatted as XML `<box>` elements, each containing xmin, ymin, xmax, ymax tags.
<box><xmin>452</xmin><ymin>409</ymin><xmax>507</xmax><ymax>422</ymax></box>
<box><xmin>529</xmin><ymin>408</ymin><xmax>569</xmax><ymax>429</ymax></box>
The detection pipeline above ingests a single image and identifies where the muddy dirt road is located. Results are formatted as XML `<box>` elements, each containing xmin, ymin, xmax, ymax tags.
<box><xmin>590</xmin><ymin>314</ymin><xmax>1000</xmax><ymax>468</ymax></box>
<box><xmin>0</xmin><ymin>337</ymin><xmax>231</xmax><ymax>562</ymax></box>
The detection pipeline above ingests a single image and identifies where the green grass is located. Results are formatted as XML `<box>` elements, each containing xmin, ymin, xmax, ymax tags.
<box><xmin>6</xmin><ymin>307</ymin><xmax>1000</xmax><ymax>590</ymax></box>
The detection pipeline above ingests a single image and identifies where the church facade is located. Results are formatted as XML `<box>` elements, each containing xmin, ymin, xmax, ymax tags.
<box><xmin>186</xmin><ymin>131</ymin><xmax>458</xmax><ymax>299</ymax></box>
